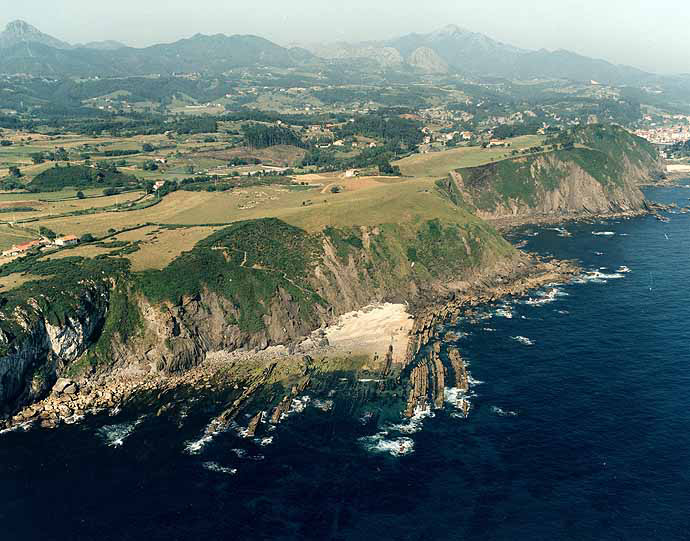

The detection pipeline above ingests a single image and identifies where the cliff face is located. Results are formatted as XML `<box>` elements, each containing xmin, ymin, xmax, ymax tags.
<box><xmin>0</xmin><ymin>280</ymin><xmax>109</xmax><ymax>416</ymax></box>
<box><xmin>0</xmin><ymin>217</ymin><xmax>513</xmax><ymax>417</ymax></box>
<box><xmin>450</xmin><ymin>125</ymin><xmax>664</xmax><ymax>220</ymax></box>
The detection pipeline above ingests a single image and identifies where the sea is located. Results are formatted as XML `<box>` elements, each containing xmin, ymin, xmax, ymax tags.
<box><xmin>2</xmin><ymin>182</ymin><xmax>690</xmax><ymax>540</ymax></box>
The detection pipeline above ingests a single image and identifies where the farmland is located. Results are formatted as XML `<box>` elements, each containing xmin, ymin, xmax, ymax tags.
<box><xmin>0</xmin><ymin>121</ymin><xmax>561</xmax><ymax>294</ymax></box>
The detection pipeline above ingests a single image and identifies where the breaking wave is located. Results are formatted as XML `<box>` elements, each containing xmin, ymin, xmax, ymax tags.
<box><xmin>491</xmin><ymin>406</ymin><xmax>518</xmax><ymax>417</ymax></box>
<box><xmin>96</xmin><ymin>416</ymin><xmax>145</xmax><ymax>448</ymax></box>
<box><xmin>511</xmin><ymin>336</ymin><xmax>535</xmax><ymax>346</ymax></box>
<box><xmin>359</xmin><ymin>433</ymin><xmax>415</xmax><ymax>457</ymax></box>
<box><xmin>202</xmin><ymin>462</ymin><xmax>237</xmax><ymax>475</ymax></box>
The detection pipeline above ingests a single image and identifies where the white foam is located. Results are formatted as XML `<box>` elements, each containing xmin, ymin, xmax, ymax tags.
<box><xmin>202</xmin><ymin>462</ymin><xmax>237</xmax><ymax>475</ymax></box>
<box><xmin>231</xmin><ymin>448</ymin><xmax>248</xmax><ymax>458</ymax></box>
<box><xmin>574</xmin><ymin>270</ymin><xmax>625</xmax><ymax>284</ymax></box>
<box><xmin>511</xmin><ymin>336</ymin><xmax>535</xmax><ymax>346</ymax></box>
<box><xmin>184</xmin><ymin>434</ymin><xmax>215</xmax><ymax>455</ymax></box>
<box><xmin>63</xmin><ymin>414</ymin><xmax>85</xmax><ymax>425</ymax></box>
<box><xmin>359</xmin><ymin>433</ymin><xmax>415</xmax><ymax>457</ymax></box>
<box><xmin>255</xmin><ymin>436</ymin><xmax>274</xmax><ymax>447</ymax></box>
<box><xmin>0</xmin><ymin>420</ymin><xmax>33</xmax><ymax>436</ymax></box>
<box><xmin>386</xmin><ymin>404</ymin><xmax>433</xmax><ymax>435</ymax></box>
<box><xmin>494</xmin><ymin>307</ymin><xmax>513</xmax><ymax>319</ymax></box>
<box><xmin>524</xmin><ymin>287</ymin><xmax>567</xmax><ymax>306</ymax></box>
<box><xmin>592</xmin><ymin>231</ymin><xmax>615</xmax><ymax>236</ymax></box>
<box><xmin>491</xmin><ymin>406</ymin><xmax>518</xmax><ymax>417</ymax></box>
<box><xmin>96</xmin><ymin>416</ymin><xmax>145</xmax><ymax>448</ymax></box>
<box><xmin>312</xmin><ymin>399</ymin><xmax>334</xmax><ymax>412</ymax></box>
<box><xmin>467</xmin><ymin>375</ymin><xmax>484</xmax><ymax>386</ymax></box>
<box><xmin>289</xmin><ymin>395</ymin><xmax>311</xmax><ymax>413</ymax></box>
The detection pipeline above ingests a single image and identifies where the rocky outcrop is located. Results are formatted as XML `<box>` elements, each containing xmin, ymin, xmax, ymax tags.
<box><xmin>0</xmin><ymin>280</ymin><xmax>109</xmax><ymax>417</ymax></box>
<box><xmin>449</xmin><ymin>125</ymin><xmax>665</xmax><ymax>223</ymax></box>
<box><xmin>407</xmin><ymin>47</ymin><xmax>448</xmax><ymax>74</ymax></box>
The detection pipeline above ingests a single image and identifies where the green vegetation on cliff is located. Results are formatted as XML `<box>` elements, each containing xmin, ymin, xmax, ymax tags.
<box><xmin>457</xmin><ymin>124</ymin><xmax>661</xmax><ymax>213</ymax></box>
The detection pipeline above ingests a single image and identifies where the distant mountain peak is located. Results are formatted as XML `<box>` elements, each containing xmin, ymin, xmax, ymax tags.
<box><xmin>433</xmin><ymin>24</ymin><xmax>466</xmax><ymax>35</ymax></box>
<box><xmin>0</xmin><ymin>19</ymin><xmax>71</xmax><ymax>49</ymax></box>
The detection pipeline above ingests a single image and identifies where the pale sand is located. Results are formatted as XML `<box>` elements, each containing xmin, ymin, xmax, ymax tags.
<box><xmin>666</xmin><ymin>164</ymin><xmax>690</xmax><ymax>172</ymax></box>
<box><xmin>323</xmin><ymin>303</ymin><xmax>414</xmax><ymax>363</ymax></box>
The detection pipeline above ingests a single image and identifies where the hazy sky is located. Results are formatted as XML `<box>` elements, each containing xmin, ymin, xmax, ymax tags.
<box><xmin>0</xmin><ymin>0</ymin><xmax>686</xmax><ymax>74</ymax></box>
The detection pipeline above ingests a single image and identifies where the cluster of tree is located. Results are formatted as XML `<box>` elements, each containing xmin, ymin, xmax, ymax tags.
<box><xmin>28</xmin><ymin>162</ymin><xmax>138</xmax><ymax>191</ymax></box>
<box><xmin>335</xmin><ymin>114</ymin><xmax>423</xmax><ymax>150</ymax></box>
<box><xmin>174</xmin><ymin>117</ymin><xmax>217</xmax><ymax>134</ymax></box>
<box><xmin>30</xmin><ymin>147</ymin><xmax>69</xmax><ymax>164</ymax></box>
<box><xmin>242</xmin><ymin>123</ymin><xmax>305</xmax><ymax>149</ymax></box>
<box><xmin>228</xmin><ymin>157</ymin><xmax>261</xmax><ymax>166</ymax></box>
<box><xmin>102</xmin><ymin>149</ymin><xmax>140</xmax><ymax>157</ymax></box>
<box><xmin>222</xmin><ymin>109</ymin><xmax>347</xmax><ymax>127</ymax></box>
<box><xmin>492</xmin><ymin>121</ymin><xmax>543</xmax><ymax>139</ymax></box>
<box><xmin>301</xmin><ymin>145</ymin><xmax>402</xmax><ymax>175</ymax></box>
<box><xmin>141</xmin><ymin>160</ymin><xmax>159</xmax><ymax>171</ymax></box>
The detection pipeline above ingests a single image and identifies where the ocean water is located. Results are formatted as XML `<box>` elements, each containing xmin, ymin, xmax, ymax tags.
<box><xmin>2</xmin><ymin>183</ymin><xmax>690</xmax><ymax>540</ymax></box>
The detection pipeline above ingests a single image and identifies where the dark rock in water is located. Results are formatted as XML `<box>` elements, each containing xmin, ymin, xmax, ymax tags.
<box><xmin>246</xmin><ymin>412</ymin><xmax>263</xmax><ymax>437</ymax></box>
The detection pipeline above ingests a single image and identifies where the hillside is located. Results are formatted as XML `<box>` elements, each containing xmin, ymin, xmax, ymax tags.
<box><xmin>449</xmin><ymin>125</ymin><xmax>664</xmax><ymax>219</ymax></box>
<box><xmin>0</xmin><ymin>123</ymin><xmax>664</xmax><ymax>422</ymax></box>
<box><xmin>0</xmin><ymin>209</ymin><xmax>513</xmax><ymax>415</ymax></box>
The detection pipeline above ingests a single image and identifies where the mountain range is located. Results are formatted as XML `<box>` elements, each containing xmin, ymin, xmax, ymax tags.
<box><xmin>0</xmin><ymin>19</ymin><xmax>653</xmax><ymax>85</ymax></box>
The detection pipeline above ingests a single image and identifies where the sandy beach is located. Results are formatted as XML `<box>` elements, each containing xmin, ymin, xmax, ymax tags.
<box><xmin>323</xmin><ymin>303</ymin><xmax>414</xmax><ymax>363</ymax></box>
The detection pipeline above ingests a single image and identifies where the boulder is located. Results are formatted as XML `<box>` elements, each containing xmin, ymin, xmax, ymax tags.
<box><xmin>53</xmin><ymin>378</ymin><xmax>73</xmax><ymax>394</ymax></box>
<box><xmin>63</xmin><ymin>383</ymin><xmax>78</xmax><ymax>395</ymax></box>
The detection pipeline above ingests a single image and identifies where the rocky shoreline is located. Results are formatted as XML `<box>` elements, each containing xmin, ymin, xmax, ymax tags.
<box><xmin>1</xmin><ymin>252</ymin><xmax>579</xmax><ymax>433</ymax></box>
<box><xmin>401</xmin><ymin>256</ymin><xmax>579</xmax><ymax>417</ymax></box>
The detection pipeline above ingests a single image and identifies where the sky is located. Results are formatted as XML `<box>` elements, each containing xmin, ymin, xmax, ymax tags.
<box><xmin>0</xmin><ymin>0</ymin><xmax>685</xmax><ymax>74</ymax></box>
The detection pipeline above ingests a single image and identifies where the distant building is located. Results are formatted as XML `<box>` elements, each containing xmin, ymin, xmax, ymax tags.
<box><xmin>153</xmin><ymin>180</ymin><xmax>166</xmax><ymax>191</ymax></box>
<box><xmin>55</xmin><ymin>235</ymin><xmax>79</xmax><ymax>247</ymax></box>
<box><xmin>2</xmin><ymin>239</ymin><xmax>43</xmax><ymax>257</ymax></box>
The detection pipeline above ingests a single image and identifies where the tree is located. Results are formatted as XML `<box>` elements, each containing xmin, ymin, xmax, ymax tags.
<box><xmin>8</xmin><ymin>166</ymin><xmax>21</xmax><ymax>178</ymax></box>
<box><xmin>0</xmin><ymin>140</ymin><xmax>12</xmax><ymax>147</ymax></box>
<box><xmin>142</xmin><ymin>143</ymin><xmax>155</xmax><ymax>152</ymax></box>
<box><xmin>54</xmin><ymin>147</ymin><xmax>68</xmax><ymax>161</ymax></box>
<box><xmin>80</xmin><ymin>233</ymin><xmax>95</xmax><ymax>243</ymax></box>
<box><xmin>377</xmin><ymin>159</ymin><xmax>400</xmax><ymax>176</ymax></box>
<box><xmin>144</xmin><ymin>180</ymin><xmax>155</xmax><ymax>194</ymax></box>
<box><xmin>30</xmin><ymin>153</ymin><xmax>45</xmax><ymax>164</ymax></box>
<box><xmin>103</xmin><ymin>187</ymin><xmax>119</xmax><ymax>196</ymax></box>
<box><xmin>185</xmin><ymin>165</ymin><xmax>195</xmax><ymax>175</ymax></box>
<box><xmin>39</xmin><ymin>226</ymin><xmax>56</xmax><ymax>240</ymax></box>
<box><xmin>76</xmin><ymin>191</ymin><xmax>85</xmax><ymax>199</ymax></box>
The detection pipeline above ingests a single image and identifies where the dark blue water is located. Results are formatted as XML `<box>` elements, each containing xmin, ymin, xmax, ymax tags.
<box><xmin>2</xmin><ymin>184</ymin><xmax>690</xmax><ymax>540</ymax></box>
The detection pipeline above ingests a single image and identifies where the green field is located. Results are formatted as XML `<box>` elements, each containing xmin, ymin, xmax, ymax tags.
<box><xmin>394</xmin><ymin>135</ymin><xmax>545</xmax><ymax>177</ymax></box>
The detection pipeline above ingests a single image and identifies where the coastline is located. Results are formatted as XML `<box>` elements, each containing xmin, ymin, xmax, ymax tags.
<box><xmin>1</xmin><ymin>251</ymin><xmax>579</xmax><ymax>432</ymax></box>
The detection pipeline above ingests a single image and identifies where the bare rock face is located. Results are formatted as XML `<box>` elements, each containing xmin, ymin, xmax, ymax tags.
<box><xmin>407</xmin><ymin>47</ymin><xmax>449</xmax><ymax>74</ymax></box>
<box><xmin>0</xmin><ymin>281</ymin><xmax>109</xmax><ymax>416</ymax></box>
<box><xmin>53</xmin><ymin>378</ymin><xmax>73</xmax><ymax>394</ymax></box>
